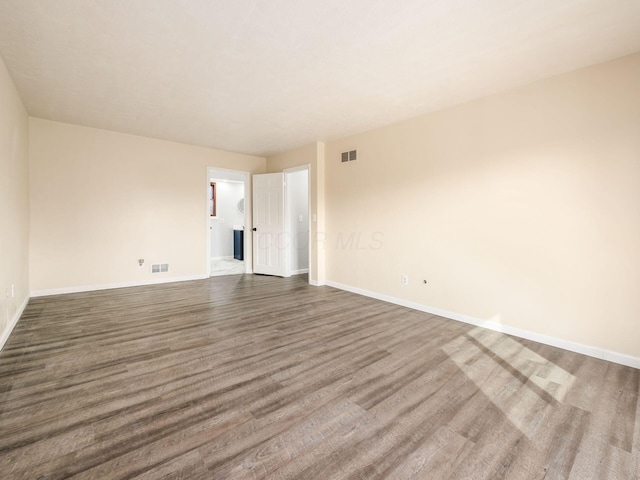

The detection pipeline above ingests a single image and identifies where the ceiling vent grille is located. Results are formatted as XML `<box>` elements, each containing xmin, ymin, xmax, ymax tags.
<box><xmin>341</xmin><ymin>150</ymin><xmax>357</xmax><ymax>163</ymax></box>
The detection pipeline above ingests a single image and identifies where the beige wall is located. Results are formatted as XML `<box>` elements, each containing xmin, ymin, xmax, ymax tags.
<box><xmin>267</xmin><ymin>142</ymin><xmax>326</xmax><ymax>284</ymax></box>
<box><xmin>7</xmin><ymin>50</ymin><xmax>640</xmax><ymax>363</ymax></box>
<box><xmin>324</xmin><ymin>53</ymin><xmax>640</xmax><ymax>359</ymax></box>
<box><xmin>29</xmin><ymin>119</ymin><xmax>266</xmax><ymax>293</ymax></box>
<box><xmin>0</xmin><ymin>56</ymin><xmax>29</xmax><ymax>348</ymax></box>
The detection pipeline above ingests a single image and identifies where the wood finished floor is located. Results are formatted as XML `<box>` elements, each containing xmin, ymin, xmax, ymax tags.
<box><xmin>0</xmin><ymin>274</ymin><xmax>639</xmax><ymax>480</ymax></box>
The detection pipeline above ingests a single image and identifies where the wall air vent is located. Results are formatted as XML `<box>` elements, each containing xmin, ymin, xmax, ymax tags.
<box><xmin>151</xmin><ymin>263</ymin><xmax>169</xmax><ymax>273</ymax></box>
<box><xmin>341</xmin><ymin>150</ymin><xmax>357</xmax><ymax>162</ymax></box>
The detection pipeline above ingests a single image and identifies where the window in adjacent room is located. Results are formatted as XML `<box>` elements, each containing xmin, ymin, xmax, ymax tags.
<box><xmin>210</xmin><ymin>182</ymin><xmax>217</xmax><ymax>217</ymax></box>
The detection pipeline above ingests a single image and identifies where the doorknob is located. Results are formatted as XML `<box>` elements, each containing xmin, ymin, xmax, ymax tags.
<box><xmin>252</xmin><ymin>227</ymin><xmax>257</xmax><ymax>231</ymax></box>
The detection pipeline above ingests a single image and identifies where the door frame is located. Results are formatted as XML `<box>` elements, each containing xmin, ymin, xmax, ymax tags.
<box><xmin>205</xmin><ymin>167</ymin><xmax>253</xmax><ymax>276</ymax></box>
<box><xmin>283</xmin><ymin>164</ymin><xmax>311</xmax><ymax>280</ymax></box>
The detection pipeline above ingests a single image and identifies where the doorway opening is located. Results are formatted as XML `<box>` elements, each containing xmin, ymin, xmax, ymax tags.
<box><xmin>284</xmin><ymin>166</ymin><xmax>310</xmax><ymax>277</ymax></box>
<box><xmin>206</xmin><ymin>167</ymin><xmax>251</xmax><ymax>277</ymax></box>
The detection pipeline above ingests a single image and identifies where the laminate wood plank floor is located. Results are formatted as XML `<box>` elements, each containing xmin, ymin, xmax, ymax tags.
<box><xmin>0</xmin><ymin>274</ymin><xmax>638</xmax><ymax>479</ymax></box>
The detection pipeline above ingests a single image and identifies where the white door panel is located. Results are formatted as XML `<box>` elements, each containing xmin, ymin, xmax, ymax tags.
<box><xmin>253</xmin><ymin>173</ymin><xmax>285</xmax><ymax>276</ymax></box>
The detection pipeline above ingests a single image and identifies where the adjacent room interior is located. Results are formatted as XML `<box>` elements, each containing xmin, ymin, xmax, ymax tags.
<box><xmin>0</xmin><ymin>1</ymin><xmax>639</xmax><ymax>478</ymax></box>
<box><xmin>208</xmin><ymin>168</ymin><xmax>248</xmax><ymax>277</ymax></box>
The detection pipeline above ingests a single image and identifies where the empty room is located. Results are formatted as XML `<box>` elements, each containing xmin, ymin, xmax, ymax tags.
<box><xmin>1</xmin><ymin>1</ymin><xmax>639</xmax><ymax>478</ymax></box>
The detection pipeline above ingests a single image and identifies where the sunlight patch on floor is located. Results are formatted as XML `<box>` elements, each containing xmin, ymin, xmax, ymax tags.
<box><xmin>442</xmin><ymin>326</ymin><xmax>576</xmax><ymax>437</ymax></box>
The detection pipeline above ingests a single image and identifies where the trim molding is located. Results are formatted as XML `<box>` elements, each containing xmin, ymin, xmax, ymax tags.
<box><xmin>31</xmin><ymin>274</ymin><xmax>209</xmax><ymax>298</ymax></box>
<box><xmin>0</xmin><ymin>295</ymin><xmax>29</xmax><ymax>351</ymax></box>
<box><xmin>309</xmin><ymin>279</ymin><xmax>325</xmax><ymax>287</ymax></box>
<box><xmin>326</xmin><ymin>280</ymin><xmax>640</xmax><ymax>370</ymax></box>
<box><xmin>291</xmin><ymin>268</ymin><xmax>309</xmax><ymax>275</ymax></box>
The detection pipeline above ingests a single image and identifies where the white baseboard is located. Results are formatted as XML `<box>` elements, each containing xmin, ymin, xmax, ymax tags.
<box><xmin>31</xmin><ymin>274</ymin><xmax>209</xmax><ymax>297</ymax></box>
<box><xmin>210</xmin><ymin>256</ymin><xmax>234</xmax><ymax>261</ymax></box>
<box><xmin>291</xmin><ymin>268</ymin><xmax>309</xmax><ymax>275</ymax></box>
<box><xmin>0</xmin><ymin>295</ymin><xmax>29</xmax><ymax>352</ymax></box>
<box><xmin>326</xmin><ymin>280</ymin><xmax>640</xmax><ymax>370</ymax></box>
<box><xmin>309</xmin><ymin>279</ymin><xmax>325</xmax><ymax>287</ymax></box>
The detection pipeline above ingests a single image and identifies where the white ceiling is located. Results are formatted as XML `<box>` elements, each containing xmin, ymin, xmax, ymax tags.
<box><xmin>1</xmin><ymin>1</ymin><xmax>639</xmax><ymax>157</ymax></box>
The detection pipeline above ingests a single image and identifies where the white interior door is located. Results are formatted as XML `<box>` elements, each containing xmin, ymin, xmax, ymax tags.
<box><xmin>253</xmin><ymin>173</ymin><xmax>286</xmax><ymax>276</ymax></box>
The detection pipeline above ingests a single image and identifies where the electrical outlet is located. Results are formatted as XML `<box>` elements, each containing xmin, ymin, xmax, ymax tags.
<box><xmin>402</xmin><ymin>275</ymin><xmax>408</xmax><ymax>286</ymax></box>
